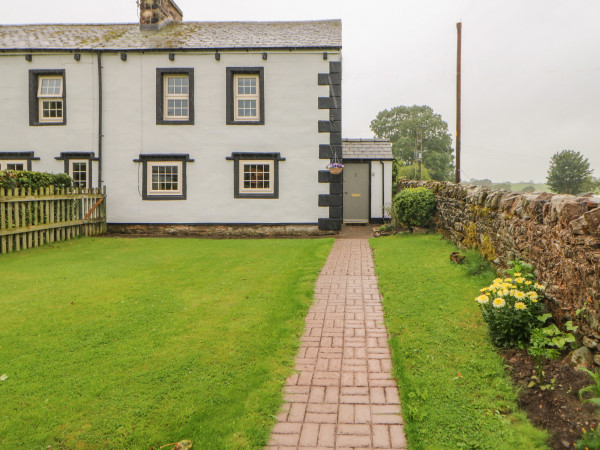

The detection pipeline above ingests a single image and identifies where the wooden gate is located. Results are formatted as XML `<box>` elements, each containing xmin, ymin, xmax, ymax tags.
<box><xmin>0</xmin><ymin>186</ymin><xmax>106</xmax><ymax>254</ymax></box>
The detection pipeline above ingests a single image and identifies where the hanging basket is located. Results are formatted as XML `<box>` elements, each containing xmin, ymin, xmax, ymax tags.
<box><xmin>327</xmin><ymin>163</ymin><xmax>344</xmax><ymax>175</ymax></box>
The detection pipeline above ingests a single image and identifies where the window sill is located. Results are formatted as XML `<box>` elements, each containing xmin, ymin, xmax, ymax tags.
<box><xmin>143</xmin><ymin>194</ymin><xmax>186</xmax><ymax>201</ymax></box>
<box><xmin>30</xmin><ymin>122</ymin><xmax>66</xmax><ymax>127</ymax></box>
<box><xmin>227</xmin><ymin>120</ymin><xmax>264</xmax><ymax>126</ymax></box>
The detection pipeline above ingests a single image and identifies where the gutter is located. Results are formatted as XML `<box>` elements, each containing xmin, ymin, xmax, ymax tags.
<box><xmin>0</xmin><ymin>46</ymin><xmax>342</xmax><ymax>54</ymax></box>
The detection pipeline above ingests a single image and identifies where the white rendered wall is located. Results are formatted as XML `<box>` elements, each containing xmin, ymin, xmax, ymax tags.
<box><xmin>101</xmin><ymin>50</ymin><xmax>337</xmax><ymax>224</ymax></box>
<box><xmin>370</xmin><ymin>160</ymin><xmax>393</xmax><ymax>220</ymax></box>
<box><xmin>0</xmin><ymin>53</ymin><xmax>99</xmax><ymax>182</ymax></box>
<box><xmin>0</xmin><ymin>50</ymin><xmax>340</xmax><ymax>224</ymax></box>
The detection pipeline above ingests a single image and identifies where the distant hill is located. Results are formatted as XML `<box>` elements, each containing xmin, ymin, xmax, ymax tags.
<box><xmin>468</xmin><ymin>179</ymin><xmax>551</xmax><ymax>193</ymax></box>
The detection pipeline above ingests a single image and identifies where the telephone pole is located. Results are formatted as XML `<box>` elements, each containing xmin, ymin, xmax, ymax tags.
<box><xmin>455</xmin><ymin>22</ymin><xmax>462</xmax><ymax>184</ymax></box>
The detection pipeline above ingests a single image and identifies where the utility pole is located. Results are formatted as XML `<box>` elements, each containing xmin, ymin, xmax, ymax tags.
<box><xmin>456</xmin><ymin>22</ymin><xmax>462</xmax><ymax>184</ymax></box>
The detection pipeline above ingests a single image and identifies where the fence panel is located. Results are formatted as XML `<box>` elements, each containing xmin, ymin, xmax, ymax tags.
<box><xmin>0</xmin><ymin>186</ymin><xmax>106</xmax><ymax>254</ymax></box>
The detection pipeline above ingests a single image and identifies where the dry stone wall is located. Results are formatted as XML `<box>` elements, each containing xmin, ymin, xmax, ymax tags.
<box><xmin>398</xmin><ymin>180</ymin><xmax>600</xmax><ymax>343</ymax></box>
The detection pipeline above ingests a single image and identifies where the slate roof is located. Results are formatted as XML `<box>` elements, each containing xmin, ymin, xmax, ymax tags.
<box><xmin>0</xmin><ymin>20</ymin><xmax>341</xmax><ymax>51</ymax></box>
<box><xmin>342</xmin><ymin>139</ymin><xmax>394</xmax><ymax>160</ymax></box>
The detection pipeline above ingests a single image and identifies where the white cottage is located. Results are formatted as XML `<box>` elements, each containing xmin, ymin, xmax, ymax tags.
<box><xmin>0</xmin><ymin>0</ymin><xmax>344</xmax><ymax>234</ymax></box>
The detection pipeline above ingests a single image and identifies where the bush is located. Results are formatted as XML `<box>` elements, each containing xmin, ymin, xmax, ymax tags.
<box><xmin>476</xmin><ymin>259</ymin><xmax>546</xmax><ymax>347</ymax></box>
<box><xmin>392</xmin><ymin>187</ymin><xmax>436</xmax><ymax>228</ymax></box>
<box><xmin>0</xmin><ymin>170</ymin><xmax>72</xmax><ymax>190</ymax></box>
<box><xmin>395</xmin><ymin>163</ymin><xmax>432</xmax><ymax>181</ymax></box>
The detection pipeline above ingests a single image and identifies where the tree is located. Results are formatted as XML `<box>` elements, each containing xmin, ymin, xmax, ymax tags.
<box><xmin>546</xmin><ymin>150</ymin><xmax>593</xmax><ymax>195</ymax></box>
<box><xmin>370</xmin><ymin>105</ymin><xmax>454</xmax><ymax>181</ymax></box>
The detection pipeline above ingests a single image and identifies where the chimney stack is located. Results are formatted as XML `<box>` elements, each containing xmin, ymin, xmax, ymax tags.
<box><xmin>140</xmin><ymin>0</ymin><xmax>183</xmax><ymax>31</ymax></box>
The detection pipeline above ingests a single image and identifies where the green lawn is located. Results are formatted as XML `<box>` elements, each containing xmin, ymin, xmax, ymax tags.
<box><xmin>371</xmin><ymin>234</ymin><xmax>548</xmax><ymax>449</ymax></box>
<box><xmin>0</xmin><ymin>237</ymin><xmax>333</xmax><ymax>449</ymax></box>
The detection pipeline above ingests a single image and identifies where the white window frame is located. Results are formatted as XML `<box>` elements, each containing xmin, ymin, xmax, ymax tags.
<box><xmin>68</xmin><ymin>159</ymin><xmax>89</xmax><ymax>189</ymax></box>
<box><xmin>38</xmin><ymin>75</ymin><xmax>64</xmax><ymax>123</ymax></box>
<box><xmin>233</xmin><ymin>74</ymin><xmax>260</xmax><ymax>121</ymax></box>
<box><xmin>163</xmin><ymin>74</ymin><xmax>190</xmax><ymax>121</ymax></box>
<box><xmin>147</xmin><ymin>161</ymin><xmax>183</xmax><ymax>196</ymax></box>
<box><xmin>0</xmin><ymin>160</ymin><xmax>27</xmax><ymax>171</ymax></box>
<box><xmin>239</xmin><ymin>160</ymin><xmax>274</xmax><ymax>194</ymax></box>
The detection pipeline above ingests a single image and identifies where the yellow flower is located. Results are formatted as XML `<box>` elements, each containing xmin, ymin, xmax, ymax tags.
<box><xmin>510</xmin><ymin>289</ymin><xmax>519</xmax><ymax>297</ymax></box>
<box><xmin>528</xmin><ymin>292</ymin><xmax>539</xmax><ymax>302</ymax></box>
<box><xmin>493</xmin><ymin>298</ymin><xmax>506</xmax><ymax>308</ymax></box>
<box><xmin>504</xmin><ymin>278</ymin><xmax>513</xmax><ymax>282</ymax></box>
<box><xmin>500</xmin><ymin>289</ymin><xmax>509</xmax><ymax>296</ymax></box>
<box><xmin>515</xmin><ymin>277</ymin><xmax>525</xmax><ymax>284</ymax></box>
<box><xmin>515</xmin><ymin>302</ymin><xmax>527</xmax><ymax>310</ymax></box>
<box><xmin>493</xmin><ymin>278</ymin><xmax>503</xmax><ymax>283</ymax></box>
<box><xmin>513</xmin><ymin>272</ymin><xmax>522</xmax><ymax>277</ymax></box>
<box><xmin>515</xmin><ymin>291</ymin><xmax>527</xmax><ymax>300</ymax></box>
<box><xmin>534</xmin><ymin>283</ymin><xmax>545</xmax><ymax>291</ymax></box>
<box><xmin>476</xmin><ymin>295</ymin><xmax>489</xmax><ymax>304</ymax></box>
<box><xmin>525</xmin><ymin>280</ymin><xmax>532</xmax><ymax>285</ymax></box>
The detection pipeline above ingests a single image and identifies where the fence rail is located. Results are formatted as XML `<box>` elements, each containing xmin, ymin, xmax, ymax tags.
<box><xmin>0</xmin><ymin>186</ymin><xmax>106</xmax><ymax>254</ymax></box>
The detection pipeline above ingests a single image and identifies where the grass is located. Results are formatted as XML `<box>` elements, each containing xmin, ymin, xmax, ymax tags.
<box><xmin>371</xmin><ymin>234</ymin><xmax>548</xmax><ymax>449</ymax></box>
<box><xmin>0</xmin><ymin>237</ymin><xmax>333</xmax><ymax>449</ymax></box>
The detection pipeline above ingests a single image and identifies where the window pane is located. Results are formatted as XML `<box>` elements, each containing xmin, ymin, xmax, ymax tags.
<box><xmin>6</xmin><ymin>163</ymin><xmax>24</xmax><ymax>171</ymax></box>
<box><xmin>242</xmin><ymin>163</ymin><xmax>271</xmax><ymax>191</ymax></box>
<box><xmin>237</xmin><ymin>76</ymin><xmax>257</xmax><ymax>95</ymax></box>
<box><xmin>237</xmin><ymin>99</ymin><xmax>257</xmax><ymax>117</ymax></box>
<box><xmin>42</xmin><ymin>100</ymin><xmax>63</xmax><ymax>119</ymax></box>
<box><xmin>151</xmin><ymin>165</ymin><xmax>179</xmax><ymax>191</ymax></box>
<box><xmin>40</xmin><ymin>77</ymin><xmax>62</xmax><ymax>96</ymax></box>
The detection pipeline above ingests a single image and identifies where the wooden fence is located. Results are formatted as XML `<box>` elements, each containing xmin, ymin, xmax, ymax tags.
<box><xmin>0</xmin><ymin>186</ymin><xmax>106</xmax><ymax>254</ymax></box>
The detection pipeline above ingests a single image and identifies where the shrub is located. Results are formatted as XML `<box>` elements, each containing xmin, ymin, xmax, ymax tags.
<box><xmin>475</xmin><ymin>260</ymin><xmax>547</xmax><ymax>347</ymax></box>
<box><xmin>0</xmin><ymin>170</ymin><xmax>72</xmax><ymax>190</ymax></box>
<box><xmin>392</xmin><ymin>187</ymin><xmax>436</xmax><ymax>228</ymax></box>
<box><xmin>395</xmin><ymin>163</ymin><xmax>432</xmax><ymax>181</ymax></box>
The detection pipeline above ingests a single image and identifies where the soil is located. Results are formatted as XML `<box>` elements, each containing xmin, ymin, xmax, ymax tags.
<box><xmin>500</xmin><ymin>349</ymin><xmax>599</xmax><ymax>449</ymax></box>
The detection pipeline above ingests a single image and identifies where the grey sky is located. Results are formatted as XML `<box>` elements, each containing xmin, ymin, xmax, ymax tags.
<box><xmin>3</xmin><ymin>0</ymin><xmax>599</xmax><ymax>183</ymax></box>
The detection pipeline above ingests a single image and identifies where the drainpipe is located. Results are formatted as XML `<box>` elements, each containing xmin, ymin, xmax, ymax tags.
<box><xmin>97</xmin><ymin>51</ymin><xmax>103</xmax><ymax>189</ymax></box>
<box><xmin>380</xmin><ymin>161</ymin><xmax>385</xmax><ymax>220</ymax></box>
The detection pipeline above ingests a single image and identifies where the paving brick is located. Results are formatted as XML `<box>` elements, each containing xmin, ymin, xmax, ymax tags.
<box><xmin>341</xmin><ymin>371</ymin><xmax>354</xmax><ymax>386</ymax></box>
<box><xmin>324</xmin><ymin>386</ymin><xmax>339</xmax><ymax>404</ymax></box>
<box><xmin>370</xmin><ymin>387</ymin><xmax>386</xmax><ymax>404</ymax></box>
<box><xmin>355</xmin><ymin>404</ymin><xmax>371</xmax><ymax>423</ymax></box>
<box><xmin>299</xmin><ymin>422</ymin><xmax>319</xmax><ymax>446</ymax></box>
<box><xmin>288</xmin><ymin>402</ymin><xmax>307</xmax><ymax>422</ymax></box>
<box><xmin>269</xmin><ymin>432</ymin><xmax>300</xmax><ymax>446</ymax></box>
<box><xmin>340</xmin><ymin>394</ymin><xmax>370</xmax><ymax>404</ymax></box>
<box><xmin>337</xmin><ymin>423</ymin><xmax>370</xmax><ymax>435</ymax></box>
<box><xmin>272</xmin><ymin>422</ymin><xmax>302</xmax><ymax>434</ymax></box>
<box><xmin>306</xmin><ymin>403</ymin><xmax>337</xmax><ymax>414</ymax></box>
<box><xmin>355</xmin><ymin>371</ymin><xmax>369</xmax><ymax>386</ymax></box>
<box><xmin>373</xmin><ymin>424</ymin><xmax>391</xmax><ymax>448</ymax></box>
<box><xmin>338</xmin><ymin>404</ymin><xmax>354</xmax><ymax>423</ymax></box>
<box><xmin>318</xmin><ymin>423</ymin><xmax>335</xmax><ymax>447</ymax></box>
<box><xmin>336</xmin><ymin>433</ymin><xmax>371</xmax><ymax>447</ymax></box>
<box><xmin>308</xmin><ymin>386</ymin><xmax>325</xmax><ymax>403</ymax></box>
<box><xmin>305</xmin><ymin>412</ymin><xmax>337</xmax><ymax>423</ymax></box>
<box><xmin>390</xmin><ymin>424</ymin><xmax>408</xmax><ymax>448</ymax></box>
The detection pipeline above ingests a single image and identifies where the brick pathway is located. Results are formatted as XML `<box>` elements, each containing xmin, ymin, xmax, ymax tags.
<box><xmin>267</xmin><ymin>239</ymin><xmax>407</xmax><ymax>449</ymax></box>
